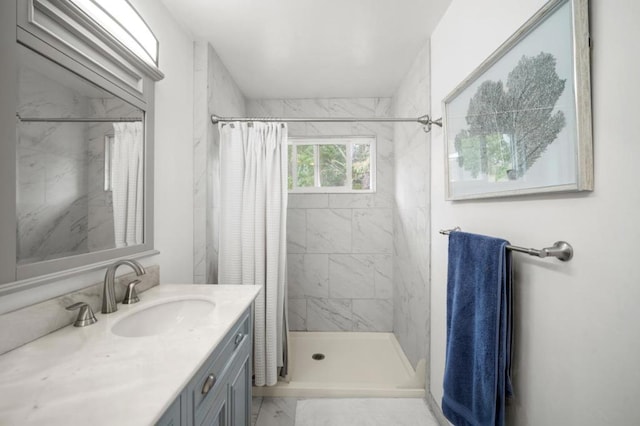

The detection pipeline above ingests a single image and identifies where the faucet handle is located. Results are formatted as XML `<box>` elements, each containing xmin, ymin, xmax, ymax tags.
<box><xmin>66</xmin><ymin>302</ymin><xmax>98</xmax><ymax>327</ymax></box>
<box><xmin>122</xmin><ymin>279</ymin><xmax>141</xmax><ymax>305</ymax></box>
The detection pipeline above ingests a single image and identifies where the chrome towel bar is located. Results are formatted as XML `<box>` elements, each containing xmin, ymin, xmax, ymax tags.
<box><xmin>439</xmin><ymin>227</ymin><xmax>573</xmax><ymax>261</ymax></box>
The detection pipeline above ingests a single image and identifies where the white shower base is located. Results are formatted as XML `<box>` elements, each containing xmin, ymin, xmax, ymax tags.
<box><xmin>253</xmin><ymin>332</ymin><xmax>425</xmax><ymax>398</ymax></box>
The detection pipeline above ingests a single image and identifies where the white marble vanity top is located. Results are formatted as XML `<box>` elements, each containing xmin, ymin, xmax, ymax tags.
<box><xmin>0</xmin><ymin>284</ymin><xmax>260</xmax><ymax>426</ymax></box>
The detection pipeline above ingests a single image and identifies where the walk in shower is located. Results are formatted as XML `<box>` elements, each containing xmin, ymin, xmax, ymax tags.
<box><xmin>194</xmin><ymin>42</ymin><xmax>433</xmax><ymax>399</ymax></box>
<box><xmin>254</xmin><ymin>332</ymin><xmax>425</xmax><ymax>398</ymax></box>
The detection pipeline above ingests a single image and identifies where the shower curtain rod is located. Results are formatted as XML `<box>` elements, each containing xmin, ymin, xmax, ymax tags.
<box><xmin>211</xmin><ymin>113</ymin><xmax>443</xmax><ymax>133</ymax></box>
<box><xmin>16</xmin><ymin>115</ymin><xmax>143</xmax><ymax>123</ymax></box>
<box><xmin>440</xmin><ymin>227</ymin><xmax>574</xmax><ymax>261</ymax></box>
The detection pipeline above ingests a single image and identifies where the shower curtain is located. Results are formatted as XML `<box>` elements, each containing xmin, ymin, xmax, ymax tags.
<box><xmin>112</xmin><ymin>122</ymin><xmax>144</xmax><ymax>248</ymax></box>
<box><xmin>217</xmin><ymin>122</ymin><xmax>289</xmax><ymax>386</ymax></box>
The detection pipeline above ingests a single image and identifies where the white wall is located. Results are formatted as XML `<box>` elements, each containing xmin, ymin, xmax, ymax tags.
<box><xmin>130</xmin><ymin>0</ymin><xmax>195</xmax><ymax>283</ymax></box>
<box><xmin>430</xmin><ymin>0</ymin><xmax>640</xmax><ymax>424</ymax></box>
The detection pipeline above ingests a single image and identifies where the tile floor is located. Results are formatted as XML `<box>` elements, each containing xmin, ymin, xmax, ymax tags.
<box><xmin>252</xmin><ymin>397</ymin><xmax>440</xmax><ymax>426</ymax></box>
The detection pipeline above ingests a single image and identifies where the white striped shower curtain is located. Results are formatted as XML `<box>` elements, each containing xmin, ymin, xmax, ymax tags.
<box><xmin>217</xmin><ymin>122</ymin><xmax>288</xmax><ymax>386</ymax></box>
<box><xmin>112</xmin><ymin>122</ymin><xmax>144</xmax><ymax>248</ymax></box>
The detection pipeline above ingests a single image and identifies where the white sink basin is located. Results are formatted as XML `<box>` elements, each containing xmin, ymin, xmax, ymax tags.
<box><xmin>111</xmin><ymin>298</ymin><xmax>215</xmax><ymax>337</ymax></box>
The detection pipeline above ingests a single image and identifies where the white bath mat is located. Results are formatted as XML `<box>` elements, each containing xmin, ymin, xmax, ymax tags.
<box><xmin>294</xmin><ymin>398</ymin><xmax>439</xmax><ymax>426</ymax></box>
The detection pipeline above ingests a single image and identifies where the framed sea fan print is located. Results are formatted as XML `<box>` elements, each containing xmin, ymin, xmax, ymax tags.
<box><xmin>442</xmin><ymin>0</ymin><xmax>592</xmax><ymax>200</ymax></box>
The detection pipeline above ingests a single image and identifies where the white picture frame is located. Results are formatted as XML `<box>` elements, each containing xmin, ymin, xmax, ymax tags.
<box><xmin>443</xmin><ymin>0</ymin><xmax>592</xmax><ymax>200</ymax></box>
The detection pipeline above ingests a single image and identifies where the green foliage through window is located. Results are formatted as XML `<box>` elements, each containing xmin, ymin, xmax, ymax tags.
<box><xmin>288</xmin><ymin>137</ymin><xmax>375</xmax><ymax>193</ymax></box>
<box><xmin>352</xmin><ymin>144</ymin><xmax>371</xmax><ymax>190</ymax></box>
<box><xmin>319</xmin><ymin>145</ymin><xmax>347</xmax><ymax>187</ymax></box>
<box><xmin>295</xmin><ymin>144</ymin><xmax>315</xmax><ymax>187</ymax></box>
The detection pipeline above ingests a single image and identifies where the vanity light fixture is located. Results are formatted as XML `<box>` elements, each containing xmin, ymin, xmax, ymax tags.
<box><xmin>69</xmin><ymin>0</ymin><xmax>159</xmax><ymax>66</ymax></box>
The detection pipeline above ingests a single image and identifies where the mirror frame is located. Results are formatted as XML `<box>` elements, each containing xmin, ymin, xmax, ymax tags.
<box><xmin>0</xmin><ymin>0</ymin><xmax>163</xmax><ymax>298</ymax></box>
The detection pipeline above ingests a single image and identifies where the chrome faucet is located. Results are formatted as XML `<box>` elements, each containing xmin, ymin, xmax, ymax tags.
<box><xmin>102</xmin><ymin>259</ymin><xmax>146</xmax><ymax>314</ymax></box>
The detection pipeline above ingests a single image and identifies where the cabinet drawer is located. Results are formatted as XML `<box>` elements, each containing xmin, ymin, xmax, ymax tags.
<box><xmin>190</xmin><ymin>310</ymin><xmax>251</xmax><ymax>423</ymax></box>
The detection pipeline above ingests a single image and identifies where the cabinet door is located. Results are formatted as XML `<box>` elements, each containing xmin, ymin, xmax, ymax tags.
<box><xmin>190</xmin><ymin>310</ymin><xmax>251</xmax><ymax>424</ymax></box>
<box><xmin>156</xmin><ymin>394</ymin><xmax>181</xmax><ymax>426</ymax></box>
<box><xmin>229</xmin><ymin>352</ymin><xmax>251</xmax><ymax>426</ymax></box>
<box><xmin>200</xmin><ymin>385</ymin><xmax>227</xmax><ymax>426</ymax></box>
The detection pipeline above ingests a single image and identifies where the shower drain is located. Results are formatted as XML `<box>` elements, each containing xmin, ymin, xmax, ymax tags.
<box><xmin>311</xmin><ymin>353</ymin><xmax>325</xmax><ymax>360</ymax></box>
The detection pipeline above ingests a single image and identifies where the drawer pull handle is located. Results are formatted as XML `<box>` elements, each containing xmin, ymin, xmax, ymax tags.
<box><xmin>201</xmin><ymin>374</ymin><xmax>217</xmax><ymax>395</ymax></box>
<box><xmin>234</xmin><ymin>332</ymin><xmax>244</xmax><ymax>346</ymax></box>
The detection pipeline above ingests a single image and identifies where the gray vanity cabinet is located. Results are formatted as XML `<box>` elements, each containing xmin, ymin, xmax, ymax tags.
<box><xmin>200</xmin><ymin>385</ymin><xmax>227</xmax><ymax>426</ymax></box>
<box><xmin>156</xmin><ymin>396</ymin><xmax>185</xmax><ymax>426</ymax></box>
<box><xmin>157</xmin><ymin>308</ymin><xmax>253</xmax><ymax>426</ymax></box>
<box><xmin>228</xmin><ymin>345</ymin><xmax>252</xmax><ymax>425</ymax></box>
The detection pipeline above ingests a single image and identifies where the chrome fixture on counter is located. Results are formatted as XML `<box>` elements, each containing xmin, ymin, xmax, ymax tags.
<box><xmin>102</xmin><ymin>260</ymin><xmax>146</xmax><ymax>314</ymax></box>
<box><xmin>66</xmin><ymin>302</ymin><xmax>98</xmax><ymax>327</ymax></box>
<box><xmin>122</xmin><ymin>279</ymin><xmax>141</xmax><ymax>305</ymax></box>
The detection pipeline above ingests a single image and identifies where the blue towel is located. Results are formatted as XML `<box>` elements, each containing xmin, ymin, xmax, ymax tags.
<box><xmin>442</xmin><ymin>231</ymin><xmax>513</xmax><ymax>426</ymax></box>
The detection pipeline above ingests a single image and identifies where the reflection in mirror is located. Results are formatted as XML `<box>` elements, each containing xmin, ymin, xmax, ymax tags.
<box><xmin>16</xmin><ymin>45</ymin><xmax>145</xmax><ymax>266</ymax></box>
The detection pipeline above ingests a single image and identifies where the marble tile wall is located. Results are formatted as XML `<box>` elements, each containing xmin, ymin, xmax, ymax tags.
<box><xmin>247</xmin><ymin>98</ymin><xmax>395</xmax><ymax>332</ymax></box>
<box><xmin>17</xmin><ymin>61</ymin><xmax>143</xmax><ymax>264</ymax></box>
<box><xmin>193</xmin><ymin>42</ymin><xmax>246</xmax><ymax>283</ymax></box>
<box><xmin>0</xmin><ymin>265</ymin><xmax>160</xmax><ymax>355</ymax></box>
<box><xmin>391</xmin><ymin>43</ymin><xmax>431</xmax><ymax>368</ymax></box>
<box><xmin>17</xmin><ymin>67</ymin><xmax>89</xmax><ymax>263</ymax></box>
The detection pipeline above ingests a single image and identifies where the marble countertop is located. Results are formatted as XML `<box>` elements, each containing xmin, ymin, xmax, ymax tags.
<box><xmin>0</xmin><ymin>284</ymin><xmax>260</xmax><ymax>426</ymax></box>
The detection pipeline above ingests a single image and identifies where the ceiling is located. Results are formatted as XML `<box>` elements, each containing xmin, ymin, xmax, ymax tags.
<box><xmin>159</xmin><ymin>0</ymin><xmax>452</xmax><ymax>99</ymax></box>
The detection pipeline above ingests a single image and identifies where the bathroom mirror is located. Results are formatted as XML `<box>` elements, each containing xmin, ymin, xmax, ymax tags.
<box><xmin>16</xmin><ymin>45</ymin><xmax>145</xmax><ymax>266</ymax></box>
<box><xmin>0</xmin><ymin>0</ymin><xmax>166</xmax><ymax>294</ymax></box>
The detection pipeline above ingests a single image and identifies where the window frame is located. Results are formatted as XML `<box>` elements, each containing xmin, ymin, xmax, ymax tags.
<box><xmin>288</xmin><ymin>136</ymin><xmax>377</xmax><ymax>194</ymax></box>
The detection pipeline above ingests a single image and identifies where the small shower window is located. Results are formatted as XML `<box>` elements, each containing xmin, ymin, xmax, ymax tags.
<box><xmin>288</xmin><ymin>136</ymin><xmax>376</xmax><ymax>193</ymax></box>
